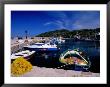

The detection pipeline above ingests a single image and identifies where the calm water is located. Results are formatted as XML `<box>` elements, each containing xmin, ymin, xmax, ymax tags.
<box><xmin>29</xmin><ymin>39</ymin><xmax>100</xmax><ymax>73</ymax></box>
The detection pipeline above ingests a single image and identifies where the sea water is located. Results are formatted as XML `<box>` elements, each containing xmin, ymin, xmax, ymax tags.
<box><xmin>29</xmin><ymin>39</ymin><xmax>100</xmax><ymax>73</ymax></box>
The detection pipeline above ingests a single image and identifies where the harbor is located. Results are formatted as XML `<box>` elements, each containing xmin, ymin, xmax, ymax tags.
<box><xmin>11</xmin><ymin>37</ymin><xmax>52</xmax><ymax>53</ymax></box>
<box><xmin>11</xmin><ymin>37</ymin><xmax>100</xmax><ymax>77</ymax></box>
<box><xmin>11</xmin><ymin>11</ymin><xmax>100</xmax><ymax>77</ymax></box>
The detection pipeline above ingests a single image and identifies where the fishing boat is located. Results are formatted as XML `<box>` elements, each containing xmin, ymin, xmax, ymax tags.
<box><xmin>23</xmin><ymin>42</ymin><xmax>59</xmax><ymax>51</ymax></box>
<box><xmin>50</xmin><ymin>37</ymin><xmax>65</xmax><ymax>45</ymax></box>
<box><xmin>59</xmin><ymin>49</ymin><xmax>91</xmax><ymax>71</ymax></box>
<box><xmin>11</xmin><ymin>50</ymin><xmax>35</xmax><ymax>61</ymax></box>
<box><xmin>58</xmin><ymin>36</ymin><xmax>65</xmax><ymax>44</ymax></box>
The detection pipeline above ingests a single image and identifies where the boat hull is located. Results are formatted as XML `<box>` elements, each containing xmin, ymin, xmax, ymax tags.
<box><xmin>11</xmin><ymin>50</ymin><xmax>35</xmax><ymax>63</ymax></box>
<box><xmin>24</xmin><ymin>47</ymin><xmax>59</xmax><ymax>51</ymax></box>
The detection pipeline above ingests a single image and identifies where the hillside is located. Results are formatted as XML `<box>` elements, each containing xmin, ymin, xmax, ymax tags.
<box><xmin>36</xmin><ymin>28</ymin><xmax>100</xmax><ymax>40</ymax></box>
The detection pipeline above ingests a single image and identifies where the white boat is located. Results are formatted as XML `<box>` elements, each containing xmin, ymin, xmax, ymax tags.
<box><xmin>34</xmin><ymin>42</ymin><xmax>45</xmax><ymax>45</ymax></box>
<box><xmin>58</xmin><ymin>37</ymin><xmax>65</xmax><ymax>44</ymax></box>
<box><xmin>11</xmin><ymin>50</ymin><xmax>35</xmax><ymax>60</ymax></box>
<box><xmin>24</xmin><ymin>42</ymin><xmax>58</xmax><ymax>51</ymax></box>
<box><xmin>51</xmin><ymin>37</ymin><xmax>65</xmax><ymax>44</ymax></box>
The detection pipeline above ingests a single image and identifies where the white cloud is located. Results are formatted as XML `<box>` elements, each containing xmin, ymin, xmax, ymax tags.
<box><xmin>72</xmin><ymin>12</ymin><xmax>100</xmax><ymax>29</ymax></box>
<box><xmin>44</xmin><ymin>20</ymin><xmax>66</xmax><ymax>29</ymax></box>
<box><xmin>44</xmin><ymin>11</ymin><xmax>100</xmax><ymax>30</ymax></box>
<box><xmin>44</xmin><ymin>22</ymin><xmax>53</xmax><ymax>26</ymax></box>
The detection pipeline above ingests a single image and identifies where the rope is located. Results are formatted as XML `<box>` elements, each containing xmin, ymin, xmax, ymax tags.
<box><xmin>55</xmin><ymin>63</ymin><xmax>90</xmax><ymax>72</ymax></box>
<box><xmin>56</xmin><ymin>63</ymin><xmax>71</xmax><ymax>69</ymax></box>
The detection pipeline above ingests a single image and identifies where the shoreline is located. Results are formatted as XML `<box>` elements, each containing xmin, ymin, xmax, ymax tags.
<box><xmin>11</xmin><ymin>38</ymin><xmax>99</xmax><ymax>53</ymax></box>
<box><xmin>13</xmin><ymin>66</ymin><xmax>100</xmax><ymax>77</ymax></box>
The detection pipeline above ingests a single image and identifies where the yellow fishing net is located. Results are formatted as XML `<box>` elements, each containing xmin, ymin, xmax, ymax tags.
<box><xmin>11</xmin><ymin>57</ymin><xmax>32</xmax><ymax>76</ymax></box>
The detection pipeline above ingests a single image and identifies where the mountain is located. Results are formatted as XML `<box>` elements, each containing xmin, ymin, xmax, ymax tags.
<box><xmin>35</xmin><ymin>28</ymin><xmax>100</xmax><ymax>39</ymax></box>
<box><xmin>36</xmin><ymin>29</ymin><xmax>70</xmax><ymax>38</ymax></box>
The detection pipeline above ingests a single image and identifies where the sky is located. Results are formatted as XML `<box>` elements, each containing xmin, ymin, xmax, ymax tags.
<box><xmin>11</xmin><ymin>11</ymin><xmax>100</xmax><ymax>37</ymax></box>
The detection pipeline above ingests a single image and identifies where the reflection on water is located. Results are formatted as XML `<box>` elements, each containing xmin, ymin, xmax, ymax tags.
<box><xmin>29</xmin><ymin>39</ymin><xmax>100</xmax><ymax>73</ymax></box>
<box><xmin>61</xmin><ymin>39</ymin><xmax>100</xmax><ymax>57</ymax></box>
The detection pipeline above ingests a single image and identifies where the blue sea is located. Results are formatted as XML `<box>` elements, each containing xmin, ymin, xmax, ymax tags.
<box><xmin>28</xmin><ymin>39</ymin><xmax>100</xmax><ymax>73</ymax></box>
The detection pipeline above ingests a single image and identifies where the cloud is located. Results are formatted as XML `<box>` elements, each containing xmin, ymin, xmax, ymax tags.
<box><xmin>72</xmin><ymin>11</ymin><xmax>100</xmax><ymax>29</ymax></box>
<box><xmin>44</xmin><ymin>20</ymin><xmax>66</xmax><ymax>29</ymax></box>
<box><xmin>46</xmin><ymin>11</ymin><xmax>67</xmax><ymax>20</ymax></box>
<box><xmin>44</xmin><ymin>22</ymin><xmax>53</xmax><ymax>26</ymax></box>
<box><xmin>44</xmin><ymin>11</ymin><xmax>100</xmax><ymax>30</ymax></box>
<box><xmin>55</xmin><ymin>20</ymin><xmax>66</xmax><ymax>29</ymax></box>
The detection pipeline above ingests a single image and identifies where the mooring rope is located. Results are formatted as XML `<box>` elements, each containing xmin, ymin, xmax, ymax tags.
<box><xmin>55</xmin><ymin>63</ymin><xmax>90</xmax><ymax>72</ymax></box>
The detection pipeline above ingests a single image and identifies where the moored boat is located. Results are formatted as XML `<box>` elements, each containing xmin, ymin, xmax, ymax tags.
<box><xmin>59</xmin><ymin>49</ymin><xmax>91</xmax><ymax>71</ymax></box>
<box><xmin>11</xmin><ymin>50</ymin><xmax>35</xmax><ymax>61</ymax></box>
<box><xmin>50</xmin><ymin>37</ymin><xmax>65</xmax><ymax>44</ymax></box>
<box><xmin>23</xmin><ymin>42</ymin><xmax>59</xmax><ymax>51</ymax></box>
